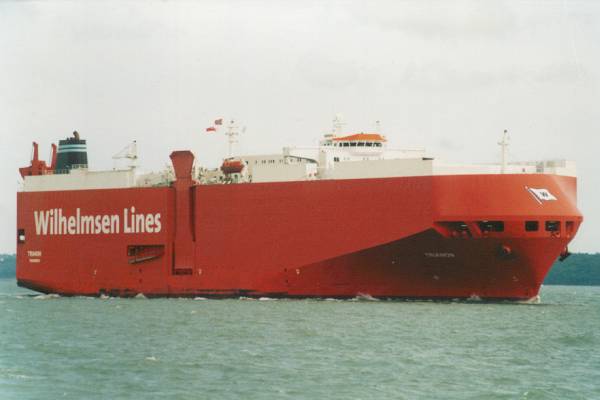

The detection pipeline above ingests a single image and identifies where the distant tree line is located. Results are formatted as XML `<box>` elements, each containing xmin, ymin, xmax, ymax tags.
<box><xmin>0</xmin><ymin>253</ymin><xmax>598</xmax><ymax>285</ymax></box>
<box><xmin>0</xmin><ymin>254</ymin><xmax>16</xmax><ymax>279</ymax></box>
<box><xmin>544</xmin><ymin>253</ymin><xmax>600</xmax><ymax>286</ymax></box>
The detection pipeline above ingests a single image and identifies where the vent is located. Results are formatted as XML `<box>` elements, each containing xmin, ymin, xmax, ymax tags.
<box><xmin>17</xmin><ymin>229</ymin><xmax>25</xmax><ymax>244</ymax></box>
<box><xmin>127</xmin><ymin>245</ymin><xmax>164</xmax><ymax>264</ymax></box>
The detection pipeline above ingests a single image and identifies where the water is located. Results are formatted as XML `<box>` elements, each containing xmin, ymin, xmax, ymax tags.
<box><xmin>1</xmin><ymin>279</ymin><xmax>598</xmax><ymax>400</ymax></box>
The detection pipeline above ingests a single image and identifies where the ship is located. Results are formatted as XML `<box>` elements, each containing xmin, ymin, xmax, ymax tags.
<box><xmin>16</xmin><ymin>117</ymin><xmax>583</xmax><ymax>300</ymax></box>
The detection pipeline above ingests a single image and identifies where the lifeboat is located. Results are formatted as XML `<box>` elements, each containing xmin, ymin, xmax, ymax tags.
<box><xmin>221</xmin><ymin>158</ymin><xmax>244</xmax><ymax>174</ymax></box>
<box><xmin>332</xmin><ymin>133</ymin><xmax>386</xmax><ymax>143</ymax></box>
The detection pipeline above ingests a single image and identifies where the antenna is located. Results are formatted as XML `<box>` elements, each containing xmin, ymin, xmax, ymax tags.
<box><xmin>375</xmin><ymin>120</ymin><xmax>381</xmax><ymax>133</ymax></box>
<box><xmin>498</xmin><ymin>130</ymin><xmax>509</xmax><ymax>174</ymax></box>
<box><xmin>225</xmin><ymin>120</ymin><xmax>239</xmax><ymax>157</ymax></box>
<box><xmin>332</xmin><ymin>114</ymin><xmax>345</xmax><ymax>136</ymax></box>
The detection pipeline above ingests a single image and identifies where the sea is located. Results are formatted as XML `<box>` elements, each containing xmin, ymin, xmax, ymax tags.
<box><xmin>0</xmin><ymin>279</ymin><xmax>598</xmax><ymax>400</ymax></box>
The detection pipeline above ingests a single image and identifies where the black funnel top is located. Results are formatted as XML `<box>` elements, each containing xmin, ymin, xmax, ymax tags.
<box><xmin>55</xmin><ymin>131</ymin><xmax>88</xmax><ymax>174</ymax></box>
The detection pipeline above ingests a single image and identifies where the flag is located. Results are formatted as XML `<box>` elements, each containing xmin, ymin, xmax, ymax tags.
<box><xmin>527</xmin><ymin>187</ymin><xmax>557</xmax><ymax>202</ymax></box>
<box><xmin>206</xmin><ymin>126</ymin><xmax>216</xmax><ymax>132</ymax></box>
<box><xmin>214</xmin><ymin>118</ymin><xmax>223</xmax><ymax>126</ymax></box>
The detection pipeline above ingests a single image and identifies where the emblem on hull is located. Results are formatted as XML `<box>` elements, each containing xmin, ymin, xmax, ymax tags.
<box><xmin>526</xmin><ymin>187</ymin><xmax>557</xmax><ymax>203</ymax></box>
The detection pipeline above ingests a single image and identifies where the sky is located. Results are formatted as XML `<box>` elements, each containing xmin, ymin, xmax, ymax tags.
<box><xmin>1</xmin><ymin>0</ymin><xmax>599</xmax><ymax>253</ymax></box>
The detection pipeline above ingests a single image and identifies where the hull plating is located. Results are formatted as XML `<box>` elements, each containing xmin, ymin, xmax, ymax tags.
<box><xmin>16</xmin><ymin>173</ymin><xmax>582</xmax><ymax>300</ymax></box>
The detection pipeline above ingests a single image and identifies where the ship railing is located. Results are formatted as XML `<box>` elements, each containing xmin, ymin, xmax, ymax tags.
<box><xmin>386</xmin><ymin>147</ymin><xmax>426</xmax><ymax>153</ymax></box>
<box><xmin>39</xmin><ymin>169</ymin><xmax>72</xmax><ymax>175</ymax></box>
<box><xmin>70</xmin><ymin>164</ymin><xmax>89</xmax><ymax>170</ymax></box>
<box><xmin>479</xmin><ymin>159</ymin><xmax>575</xmax><ymax>175</ymax></box>
<box><xmin>39</xmin><ymin>164</ymin><xmax>89</xmax><ymax>175</ymax></box>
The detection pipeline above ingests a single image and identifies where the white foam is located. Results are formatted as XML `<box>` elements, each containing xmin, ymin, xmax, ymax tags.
<box><xmin>517</xmin><ymin>295</ymin><xmax>541</xmax><ymax>305</ymax></box>
<box><xmin>193</xmin><ymin>297</ymin><xmax>207</xmax><ymax>301</ymax></box>
<box><xmin>7</xmin><ymin>373</ymin><xmax>32</xmax><ymax>380</ymax></box>
<box><xmin>467</xmin><ymin>294</ymin><xmax>482</xmax><ymax>302</ymax></box>
<box><xmin>134</xmin><ymin>293</ymin><xmax>147</xmax><ymax>299</ymax></box>
<box><xmin>33</xmin><ymin>293</ymin><xmax>60</xmax><ymax>300</ymax></box>
<box><xmin>353</xmin><ymin>293</ymin><xmax>379</xmax><ymax>302</ymax></box>
<box><xmin>145</xmin><ymin>356</ymin><xmax>158</xmax><ymax>362</ymax></box>
<box><xmin>258</xmin><ymin>297</ymin><xmax>277</xmax><ymax>301</ymax></box>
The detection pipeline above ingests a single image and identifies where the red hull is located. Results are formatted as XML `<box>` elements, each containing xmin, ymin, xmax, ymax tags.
<box><xmin>16</xmin><ymin>155</ymin><xmax>582</xmax><ymax>300</ymax></box>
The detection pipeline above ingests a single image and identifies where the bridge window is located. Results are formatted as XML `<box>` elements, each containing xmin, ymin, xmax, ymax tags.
<box><xmin>478</xmin><ymin>221</ymin><xmax>504</xmax><ymax>232</ymax></box>
<box><xmin>448</xmin><ymin>222</ymin><xmax>469</xmax><ymax>232</ymax></box>
<box><xmin>375</xmin><ymin>143</ymin><xmax>382</xmax><ymax>147</ymax></box>
<box><xmin>358</xmin><ymin>142</ymin><xmax>365</xmax><ymax>147</ymax></box>
<box><xmin>525</xmin><ymin>221</ymin><xmax>539</xmax><ymax>231</ymax></box>
<box><xmin>334</xmin><ymin>157</ymin><xmax>339</xmax><ymax>162</ymax></box>
<box><xmin>366</xmin><ymin>142</ymin><xmax>373</xmax><ymax>147</ymax></box>
<box><xmin>350</xmin><ymin>142</ymin><xmax>357</xmax><ymax>147</ymax></box>
<box><xmin>545</xmin><ymin>221</ymin><xmax>560</xmax><ymax>232</ymax></box>
<box><xmin>566</xmin><ymin>221</ymin><xmax>574</xmax><ymax>234</ymax></box>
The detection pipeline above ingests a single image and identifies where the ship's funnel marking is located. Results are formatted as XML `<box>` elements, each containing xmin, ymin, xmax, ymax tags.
<box><xmin>526</xmin><ymin>186</ymin><xmax>558</xmax><ymax>204</ymax></box>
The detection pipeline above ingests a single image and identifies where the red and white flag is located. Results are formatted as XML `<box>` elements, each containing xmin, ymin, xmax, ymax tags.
<box><xmin>214</xmin><ymin>118</ymin><xmax>223</xmax><ymax>126</ymax></box>
<box><xmin>206</xmin><ymin>126</ymin><xmax>216</xmax><ymax>132</ymax></box>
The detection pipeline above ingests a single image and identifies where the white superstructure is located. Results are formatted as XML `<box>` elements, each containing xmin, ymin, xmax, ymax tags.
<box><xmin>21</xmin><ymin>122</ymin><xmax>577</xmax><ymax>192</ymax></box>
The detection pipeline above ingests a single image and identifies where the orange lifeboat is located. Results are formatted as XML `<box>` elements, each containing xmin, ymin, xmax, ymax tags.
<box><xmin>221</xmin><ymin>158</ymin><xmax>244</xmax><ymax>174</ymax></box>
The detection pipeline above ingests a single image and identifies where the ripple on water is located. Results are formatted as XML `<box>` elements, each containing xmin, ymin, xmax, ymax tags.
<box><xmin>0</xmin><ymin>280</ymin><xmax>599</xmax><ymax>400</ymax></box>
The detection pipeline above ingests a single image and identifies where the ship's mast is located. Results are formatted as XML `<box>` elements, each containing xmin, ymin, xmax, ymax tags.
<box><xmin>225</xmin><ymin>120</ymin><xmax>238</xmax><ymax>157</ymax></box>
<box><xmin>332</xmin><ymin>114</ymin><xmax>345</xmax><ymax>136</ymax></box>
<box><xmin>498</xmin><ymin>129</ymin><xmax>509</xmax><ymax>174</ymax></box>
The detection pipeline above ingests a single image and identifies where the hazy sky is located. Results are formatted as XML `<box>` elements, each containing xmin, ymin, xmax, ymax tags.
<box><xmin>1</xmin><ymin>0</ymin><xmax>599</xmax><ymax>253</ymax></box>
